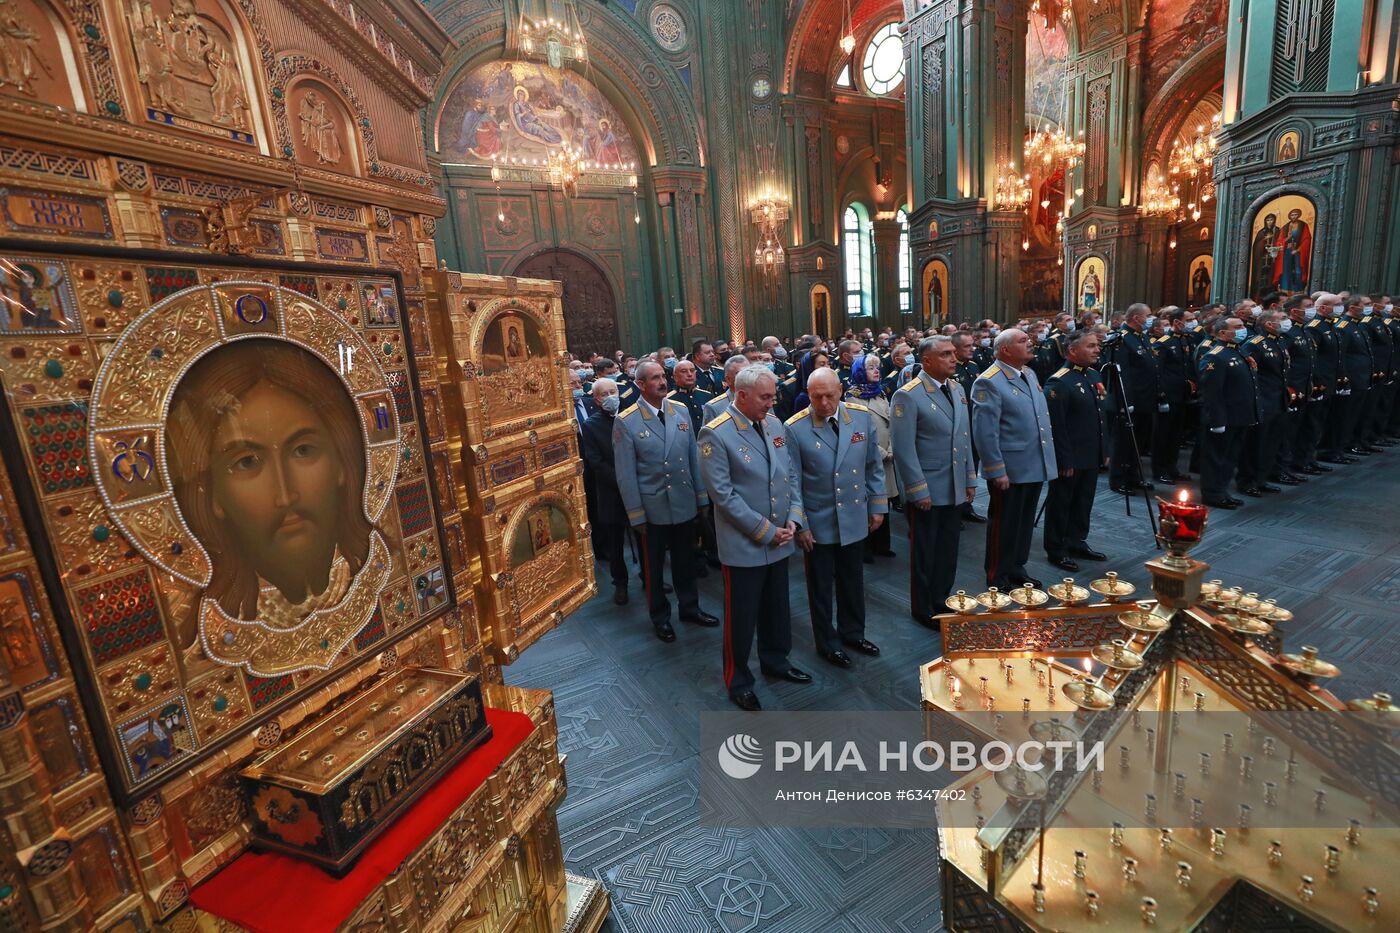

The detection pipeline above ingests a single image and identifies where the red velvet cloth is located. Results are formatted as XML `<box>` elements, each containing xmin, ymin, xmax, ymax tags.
<box><xmin>190</xmin><ymin>708</ymin><xmax>535</xmax><ymax>933</ymax></box>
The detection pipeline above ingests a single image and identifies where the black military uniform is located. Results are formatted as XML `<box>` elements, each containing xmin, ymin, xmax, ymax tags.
<box><xmin>1308</xmin><ymin>315</ymin><xmax>1347</xmax><ymax>464</ymax></box>
<box><xmin>1150</xmin><ymin>331</ymin><xmax>1193</xmax><ymax>481</ymax></box>
<box><xmin>1236</xmin><ymin>332</ymin><xmax>1288</xmax><ymax>495</ymax></box>
<box><xmin>696</xmin><ymin>365</ymin><xmax>727</xmax><ymax>396</ymax></box>
<box><xmin>1043</xmin><ymin>329</ymin><xmax>1070</xmax><ymax>376</ymax></box>
<box><xmin>1042</xmin><ymin>365</ymin><xmax>1106</xmax><ymax>568</ymax></box>
<box><xmin>1104</xmin><ymin>326</ymin><xmax>1160</xmax><ymax>490</ymax></box>
<box><xmin>1281</xmin><ymin>319</ymin><xmax>1317</xmax><ymax>476</ymax></box>
<box><xmin>1387</xmin><ymin>313</ymin><xmax>1400</xmax><ymax>437</ymax></box>
<box><xmin>614</xmin><ymin>375</ymin><xmax>642</xmax><ymax>412</ymax></box>
<box><xmin>1030</xmin><ymin>337</ymin><xmax>1058</xmax><ymax>383</ymax></box>
<box><xmin>1335</xmin><ymin>315</ymin><xmax>1374</xmax><ymax>454</ymax></box>
<box><xmin>1363</xmin><ymin>311</ymin><xmax>1394</xmax><ymax>446</ymax></box>
<box><xmin>580</xmin><ymin>408</ymin><xmax>630</xmax><ymax>599</ymax></box>
<box><xmin>1197</xmin><ymin>340</ymin><xmax>1259</xmax><ymax>507</ymax></box>
<box><xmin>666</xmin><ymin>385</ymin><xmax>714</xmax><ymax>428</ymax></box>
<box><xmin>973</xmin><ymin>343</ymin><xmax>994</xmax><ymax>370</ymax></box>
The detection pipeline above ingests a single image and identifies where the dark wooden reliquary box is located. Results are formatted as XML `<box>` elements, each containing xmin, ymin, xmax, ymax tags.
<box><xmin>240</xmin><ymin>668</ymin><xmax>491</xmax><ymax>875</ymax></box>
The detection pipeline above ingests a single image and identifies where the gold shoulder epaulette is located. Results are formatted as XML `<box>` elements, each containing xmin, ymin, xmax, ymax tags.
<box><xmin>1248</xmin><ymin>335</ymin><xmax>1263</xmax><ymax>344</ymax></box>
<box><xmin>1207</xmin><ymin>345</ymin><xmax>1224</xmax><ymax>355</ymax></box>
<box><xmin>705</xmin><ymin>412</ymin><xmax>732</xmax><ymax>430</ymax></box>
<box><xmin>846</xmin><ymin>401</ymin><xmax>869</xmax><ymax>412</ymax></box>
<box><xmin>666</xmin><ymin>389</ymin><xmax>680</xmax><ymax>397</ymax></box>
<box><xmin>784</xmin><ymin>411</ymin><xmax>806</xmax><ymax>426</ymax></box>
<box><xmin>620</xmin><ymin>404</ymin><xmax>641</xmax><ymax>418</ymax></box>
<box><xmin>898</xmin><ymin>376</ymin><xmax>922</xmax><ymax>393</ymax></box>
<box><xmin>980</xmin><ymin>365</ymin><xmax>1002</xmax><ymax>379</ymax></box>
<box><xmin>1154</xmin><ymin>334</ymin><xmax>1171</xmax><ymax>343</ymax></box>
<box><xmin>1050</xmin><ymin>367</ymin><xmax>1070</xmax><ymax>380</ymax></box>
<box><xmin>1337</xmin><ymin>320</ymin><xmax>1349</xmax><ymax>328</ymax></box>
<box><xmin>1307</xmin><ymin>319</ymin><xmax>1320</xmax><ymax>328</ymax></box>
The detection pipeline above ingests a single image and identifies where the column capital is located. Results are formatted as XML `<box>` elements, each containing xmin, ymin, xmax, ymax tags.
<box><xmin>651</xmin><ymin>167</ymin><xmax>707</xmax><ymax>195</ymax></box>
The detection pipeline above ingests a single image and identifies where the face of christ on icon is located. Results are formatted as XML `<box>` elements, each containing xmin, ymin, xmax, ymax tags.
<box><xmin>167</xmin><ymin>339</ymin><xmax>373</xmax><ymax>620</ymax></box>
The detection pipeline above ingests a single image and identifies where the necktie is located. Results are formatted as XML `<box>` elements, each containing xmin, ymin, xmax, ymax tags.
<box><xmin>940</xmin><ymin>383</ymin><xmax>954</xmax><ymax>406</ymax></box>
<box><xmin>656</xmin><ymin>406</ymin><xmax>666</xmax><ymax>426</ymax></box>
<box><xmin>828</xmin><ymin>417</ymin><xmax>838</xmax><ymax>434</ymax></box>
<box><xmin>753</xmin><ymin>418</ymin><xmax>764</xmax><ymax>440</ymax></box>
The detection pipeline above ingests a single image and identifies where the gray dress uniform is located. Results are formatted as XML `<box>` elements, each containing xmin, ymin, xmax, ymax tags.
<box><xmin>613</xmin><ymin>398</ymin><xmax>710</xmax><ymax>630</ymax></box>
<box><xmin>785</xmin><ymin>402</ymin><xmax>888</xmax><ymax>654</ymax></box>
<box><xmin>890</xmin><ymin>371</ymin><xmax>977</xmax><ymax>623</ymax></box>
<box><xmin>698</xmin><ymin>408</ymin><xmax>805</xmax><ymax>698</ymax></box>
<box><xmin>702</xmin><ymin>391</ymin><xmax>735</xmax><ymax>424</ymax></box>
<box><xmin>972</xmin><ymin>360</ymin><xmax>1058</xmax><ymax>589</ymax></box>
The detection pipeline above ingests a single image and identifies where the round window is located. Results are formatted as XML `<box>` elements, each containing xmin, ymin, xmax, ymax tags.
<box><xmin>862</xmin><ymin>22</ymin><xmax>905</xmax><ymax>96</ymax></box>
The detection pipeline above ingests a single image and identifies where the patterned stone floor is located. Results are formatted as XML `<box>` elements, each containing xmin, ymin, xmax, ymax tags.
<box><xmin>508</xmin><ymin>451</ymin><xmax>1399</xmax><ymax>932</ymax></box>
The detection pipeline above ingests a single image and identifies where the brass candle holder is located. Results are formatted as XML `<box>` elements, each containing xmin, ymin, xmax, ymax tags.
<box><xmin>1009</xmin><ymin>582</ymin><xmax>1049</xmax><ymax>607</ymax></box>
<box><xmin>1118</xmin><ymin>600</ymin><xmax>1170</xmax><ymax>633</ymax></box>
<box><xmin>975</xmin><ymin>587</ymin><xmax>1014</xmax><ymax>611</ymax></box>
<box><xmin>1063</xmin><ymin>674</ymin><xmax>1113</xmax><ymax>710</ymax></box>
<box><xmin>1089</xmin><ymin>571</ymin><xmax>1135</xmax><ymax>602</ymax></box>
<box><xmin>1277</xmin><ymin>645</ymin><xmax>1341</xmax><ymax>679</ymax></box>
<box><xmin>1047</xmin><ymin>577</ymin><xmax>1090</xmax><ymax>605</ymax></box>
<box><xmin>945</xmin><ymin>590</ymin><xmax>979</xmax><ymax>613</ymax></box>
<box><xmin>1091</xmin><ymin>638</ymin><xmax>1145</xmax><ymax>671</ymax></box>
<box><xmin>1219</xmin><ymin>613</ymin><xmax>1274</xmax><ymax>636</ymax></box>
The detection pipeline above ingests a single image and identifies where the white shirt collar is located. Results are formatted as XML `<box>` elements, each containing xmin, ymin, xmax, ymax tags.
<box><xmin>640</xmin><ymin>397</ymin><xmax>664</xmax><ymax>419</ymax></box>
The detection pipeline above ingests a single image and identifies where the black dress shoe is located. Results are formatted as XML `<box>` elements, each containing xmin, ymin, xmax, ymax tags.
<box><xmin>875</xmin><ymin>549</ymin><xmax>897</xmax><ymax>557</ymax></box>
<box><xmin>731</xmin><ymin>691</ymin><xmax>761</xmax><ymax>712</ymax></box>
<box><xmin>1049</xmin><ymin>556</ymin><xmax>1079</xmax><ymax>572</ymax></box>
<box><xmin>1155</xmin><ymin>475</ymin><xmax>1177</xmax><ymax>485</ymax></box>
<box><xmin>1298</xmin><ymin>464</ymin><xmax>1324</xmax><ymax>475</ymax></box>
<box><xmin>1204</xmin><ymin>497</ymin><xmax>1240</xmax><ymax>509</ymax></box>
<box><xmin>1320</xmin><ymin>455</ymin><xmax>1352</xmax><ymax>464</ymax></box>
<box><xmin>1109</xmin><ymin>485</ymin><xmax>1131</xmax><ymax>494</ymax></box>
<box><xmin>761</xmin><ymin>665</ymin><xmax>813</xmax><ymax>684</ymax></box>
<box><xmin>963</xmin><ymin>511</ymin><xmax>988</xmax><ymax>523</ymax></box>
<box><xmin>821</xmin><ymin>649</ymin><xmax>853</xmax><ymax>669</ymax></box>
<box><xmin>1258</xmin><ymin>484</ymin><xmax>1281</xmax><ymax>494</ymax></box>
<box><xmin>1270</xmin><ymin>474</ymin><xmax>1302</xmax><ymax>486</ymax></box>
<box><xmin>682</xmin><ymin>610</ymin><xmax>720</xmax><ymax>627</ymax></box>
<box><xmin>1017</xmin><ymin>576</ymin><xmax>1044</xmax><ymax>589</ymax></box>
<box><xmin>1363</xmin><ymin>445</ymin><xmax>1384</xmax><ymax>454</ymax></box>
<box><xmin>613</xmin><ymin>586</ymin><xmax>629</xmax><ymax>606</ymax></box>
<box><xmin>653</xmin><ymin>621</ymin><xmax>676</xmax><ymax>642</ymax></box>
<box><xmin>1238</xmin><ymin>487</ymin><xmax>1263</xmax><ymax>498</ymax></box>
<box><xmin>863</xmin><ymin>553</ymin><xmax>875</xmax><ymax>564</ymax></box>
<box><xmin>1070</xmin><ymin>547</ymin><xmax>1108</xmax><ymax>561</ymax></box>
<box><xmin>843</xmin><ymin>638</ymin><xmax>881</xmax><ymax>656</ymax></box>
<box><xmin>1136</xmin><ymin>480</ymin><xmax>1156</xmax><ymax>491</ymax></box>
<box><xmin>1346</xmin><ymin>447</ymin><xmax>1373</xmax><ymax>456</ymax></box>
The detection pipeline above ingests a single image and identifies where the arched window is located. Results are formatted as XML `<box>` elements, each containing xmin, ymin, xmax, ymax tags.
<box><xmin>897</xmin><ymin>207</ymin><xmax>911</xmax><ymax>315</ymax></box>
<box><xmin>843</xmin><ymin>204</ymin><xmax>871</xmax><ymax>317</ymax></box>
<box><xmin>862</xmin><ymin>22</ymin><xmax>905</xmax><ymax>96</ymax></box>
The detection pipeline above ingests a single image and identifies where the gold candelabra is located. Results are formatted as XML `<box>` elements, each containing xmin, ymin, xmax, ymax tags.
<box><xmin>749</xmin><ymin>192</ymin><xmax>789</xmax><ymax>287</ymax></box>
<box><xmin>995</xmin><ymin>164</ymin><xmax>1032</xmax><ymax>213</ymax></box>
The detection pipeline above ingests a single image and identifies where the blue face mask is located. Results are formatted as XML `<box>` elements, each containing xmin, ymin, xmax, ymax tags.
<box><xmin>1304</xmin><ymin>307</ymin><xmax>1318</xmax><ymax>319</ymax></box>
<box><xmin>1144</xmin><ymin>317</ymin><xmax>1157</xmax><ymax>329</ymax></box>
<box><xmin>600</xmin><ymin>394</ymin><xmax>620</xmax><ymax>414</ymax></box>
<box><xmin>1233</xmin><ymin>328</ymin><xmax>1249</xmax><ymax>343</ymax></box>
<box><xmin>1035</xmin><ymin>331</ymin><xmax>1048</xmax><ymax>343</ymax></box>
<box><xmin>663</xmin><ymin>357</ymin><xmax>677</xmax><ymax>371</ymax></box>
<box><xmin>766</xmin><ymin>361</ymin><xmax>777</xmax><ymax>372</ymax></box>
<box><xmin>1280</xmin><ymin>319</ymin><xmax>1293</xmax><ymax>333</ymax></box>
<box><xmin>1184</xmin><ymin>320</ymin><xmax>1200</xmax><ymax>331</ymax></box>
<box><xmin>572</xmin><ymin>388</ymin><xmax>585</xmax><ymax>398</ymax></box>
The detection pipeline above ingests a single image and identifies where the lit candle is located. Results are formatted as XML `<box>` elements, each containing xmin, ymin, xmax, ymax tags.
<box><xmin>1158</xmin><ymin>489</ymin><xmax>1208</xmax><ymax>543</ymax></box>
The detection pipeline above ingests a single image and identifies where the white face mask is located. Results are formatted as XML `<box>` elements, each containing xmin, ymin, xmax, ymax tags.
<box><xmin>1385</xmin><ymin>303</ymin><xmax>1394</xmax><ymax>315</ymax></box>
<box><xmin>1304</xmin><ymin>307</ymin><xmax>1318</xmax><ymax>319</ymax></box>
<box><xmin>1064</xmin><ymin>321</ymin><xmax>1075</xmax><ymax>332</ymax></box>
<box><xmin>1184</xmin><ymin>320</ymin><xmax>1200</xmax><ymax>331</ymax></box>
<box><xmin>1280</xmin><ymin>319</ymin><xmax>1293</xmax><ymax>333</ymax></box>
<box><xmin>979</xmin><ymin>337</ymin><xmax>991</xmax><ymax>348</ymax></box>
<box><xmin>600</xmin><ymin>394</ymin><xmax>620</xmax><ymax>414</ymax></box>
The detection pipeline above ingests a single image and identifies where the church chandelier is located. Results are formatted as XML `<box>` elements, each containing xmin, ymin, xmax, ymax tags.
<box><xmin>749</xmin><ymin>192</ymin><xmax>789</xmax><ymax>288</ymax></box>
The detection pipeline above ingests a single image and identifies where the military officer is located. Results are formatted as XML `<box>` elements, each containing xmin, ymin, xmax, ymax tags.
<box><xmin>891</xmin><ymin>336</ymin><xmax>977</xmax><ymax>626</ymax></box>
<box><xmin>1043</xmin><ymin>312</ymin><xmax>1076</xmax><ymax>375</ymax></box>
<box><xmin>1235</xmin><ymin>311</ymin><xmax>1289</xmax><ymax>496</ymax></box>
<box><xmin>1042</xmin><ymin>330</ymin><xmax>1108</xmax><ymax>572</ymax></box>
<box><xmin>786</xmin><ymin>369</ymin><xmax>886</xmax><ymax>666</ymax></box>
<box><xmin>761</xmin><ymin>336</ymin><xmax>796</xmax><ymax>379</ymax></box>
<box><xmin>667</xmin><ymin>360</ymin><xmax>714</xmax><ymax>426</ymax></box>
<box><xmin>598</xmin><ymin>358</ymin><xmax>641</xmax><ymax>412</ymax></box>
<box><xmin>1280</xmin><ymin>295</ymin><xmax>1318</xmax><ymax>478</ymax></box>
<box><xmin>835</xmin><ymin>339</ymin><xmax>860</xmax><ymax>388</ymax></box>
<box><xmin>1336</xmin><ymin>297</ymin><xmax>1376</xmax><ymax>455</ymax></box>
<box><xmin>1385</xmin><ymin>296</ymin><xmax>1400</xmax><ymax>439</ymax></box>
<box><xmin>613</xmin><ymin>361</ymin><xmax>719</xmax><ymax>642</ymax></box>
<box><xmin>1104</xmin><ymin>303</ymin><xmax>1160</xmax><ymax>493</ymax></box>
<box><xmin>972</xmin><ymin>329</ymin><xmax>1057</xmax><ymax>590</ymax></box>
<box><xmin>702</xmin><ymin>355</ymin><xmax>749</xmax><ymax>423</ymax></box>
<box><xmin>1314</xmin><ymin>295</ymin><xmax>1354</xmax><ymax>464</ymax></box>
<box><xmin>1361</xmin><ymin>297</ymin><xmax>1394</xmax><ymax>447</ymax></box>
<box><xmin>1151</xmin><ymin>308</ymin><xmax>1195</xmax><ymax>483</ymax></box>
<box><xmin>691</xmin><ymin>339</ymin><xmax>726</xmax><ymax>395</ymax></box>
<box><xmin>698</xmin><ymin>364</ymin><xmax>809</xmax><ymax>711</ymax></box>
<box><xmin>1197</xmin><ymin>317</ymin><xmax>1259</xmax><ymax>509</ymax></box>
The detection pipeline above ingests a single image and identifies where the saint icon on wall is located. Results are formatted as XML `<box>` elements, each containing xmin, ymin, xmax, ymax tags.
<box><xmin>1076</xmin><ymin>256</ymin><xmax>1106</xmax><ymax>312</ymax></box>
<box><xmin>298</xmin><ymin>90</ymin><xmax>342</xmax><ymax>165</ymax></box>
<box><xmin>504</xmin><ymin>320</ymin><xmax>527</xmax><ymax>361</ymax></box>
<box><xmin>1277</xmin><ymin>131</ymin><xmax>1300</xmax><ymax>163</ymax></box>
<box><xmin>1189</xmin><ymin>255</ymin><xmax>1213</xmax><ymax>307</ymax></box>
<box><xmin>1248</xmin><ymin>194</ymin><xmax>1315</xmax><ymax>296</ymax></box>
<box><xmin>165</xmin><ymin>340</ymin><xmax>375</xmax><ymax>626</ymax></box>
<box><xmin>508</xmin><ymin>504</ymin><xmax>570</xmax><ymax>567</ymax></box>
<box><xmin>1081</xmin><ymin>269</ymin><xmax>1100</xmax><ymax>308</ymax></box>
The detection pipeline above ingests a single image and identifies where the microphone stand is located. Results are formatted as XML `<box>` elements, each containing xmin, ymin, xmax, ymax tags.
<box><xmin>1101</xmin><ymin>341</ymin><xmax>1160</xmax><ymax>538</ymax></box>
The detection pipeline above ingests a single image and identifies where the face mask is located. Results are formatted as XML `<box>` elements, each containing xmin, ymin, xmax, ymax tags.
<box><xmin>1065</xmin><ymin>321</ymin><xmax>1075</xmax><ymax>332</ymax></box>
<box><xmin>1304</xmin><ymin>307</ymin><xmax>1318</xmax><ymax>319</ymax></box>
<box><xmin>627</xmin><ymin>368</ymin><xmax>638</xmax><ymax>379</ymax></box>
<box><xmin>766</xmin><ymin>361</ymin><xmax>776</xmax><ymax>372</ymax></box>
<box><xmin>1184</xmin><ymin>320</ymin><xmax>1200</xmax><ymax>331</ymax></box>
<box><xmin>1385</xmin><ymin>304</ymin><xmax>1394</xmax><ymax>315</ymax></box>
<box><xmin>774</xmin><ymin>347</ymin><xmax>789</xmax><ymax>360</ymax></box>
<box><xmin>989</xmin><ymin>327</ymin><xmax>1000</xmax><ymax>336</ymax></box>
<box><xmin>600</xmin><ymin>395</ymin><xmax>620</xmax><ymax>414</ymax></box>
<box><xmin>1144</xmin><ymin>317</ymin><xmax>1156</xmax><ymax>329</ymax></box>
<box><xmin>1035</xmin><ymin>331</ymin><xmax>1048</xmax><ymax>343</ymax></box>
<box><xmin>1280</xmin><ymin>319</ymin><xmax>1293</xmax><ymax>333</ymax></box>
<box><xmin>572</xmin><ymin>388</ymin><xmax>585</xmax><ymax>398</ymax></box>
<box><xmin>1233</xmin><ymin>328</ymin><xmax>1249</xmax><ymax>343</ymax></box>
<box><xmin>664</xmin><ymin>357</ymin><xmax>677</xmax><ymax>371</ymax></box>
<box><xmin>1250</xmin><ymin>307</ymin><xmax>1262</xmax><ymax>318</ymax></box>
<box><xmin>979</xmin><ymin>337</ymin><xmax>991</xmax><ymax>348</ymax></box>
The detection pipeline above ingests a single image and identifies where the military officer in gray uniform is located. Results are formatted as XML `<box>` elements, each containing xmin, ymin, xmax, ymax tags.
<box><xmin>613</xmin><ymin>361</ymin><xmax>719</xmax><ymax>642</ymax></box>
<box><xmin>972</xmin><ymin>329</ymin><xmax>1058</xmax><ymax>591</ymax></box>
<box><xmin>698</xmin><ymin>364</ymin><xmax>809</xmax><ymax>711</ymax></box>
<box><xmin>891</xmin><ymin>336</ymin><xmax>978</xmax><ymax>627</ymax></box>
<box><xmin>786</xmin><ymin>368</ymin><xmax>887</xmax><ymax>668</ymax></box>
<box><xmin>702</xmin><ymin>355</ymin><xmax>749</xmax><ymax>423</ymax></box>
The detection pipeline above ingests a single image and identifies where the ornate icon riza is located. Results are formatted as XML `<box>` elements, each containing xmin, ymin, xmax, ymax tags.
<box><xmin>88</xmin><ymin>282</ymin><xmax>398</xmax><ymax>676</ymax></box>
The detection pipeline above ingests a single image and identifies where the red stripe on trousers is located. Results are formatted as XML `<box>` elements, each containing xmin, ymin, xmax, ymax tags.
<box><xmin>722</xmin><ymin>564</ymin><xmax>734</xmax><ymax>689</ymax></box>
<box><xmin>638</xmin><ymin>527</ymin><xmax>653</xmax><ymax>614</ymax></box>
<box><xmin>986</xmin><ymin>484</ymin><xmax>1003</xmax><ymax>584</ymax></box>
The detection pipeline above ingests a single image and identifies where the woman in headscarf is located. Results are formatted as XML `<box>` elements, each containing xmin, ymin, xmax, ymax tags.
<box><xmin>847</xmin><ymin>352</ymin><xmax>896</xmax><ymax>561</ymax></box>
<box><xmin>791</xmin><ymin>348</ymin><xmax>830</xmax><ymax>414</ymax></box>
